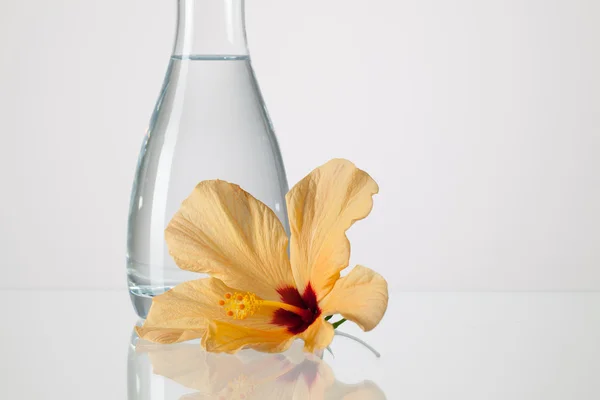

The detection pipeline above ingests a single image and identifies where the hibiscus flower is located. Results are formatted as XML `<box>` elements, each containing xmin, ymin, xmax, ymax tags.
<box><xmin>137</xmin><ymin>159</ymin><xmax>388</xmax><ymax>353</ymax></box>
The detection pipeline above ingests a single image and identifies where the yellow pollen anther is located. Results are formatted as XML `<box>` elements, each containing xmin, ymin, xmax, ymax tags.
<box><xmin>220</xmin><ymin>291</ymin><xmax>312</xmax><ymax>320</ymax></box>
<box><xmin>221</xmin><ymin>292</ymin><xmax>261</xmax><ymax>320</ymax></box>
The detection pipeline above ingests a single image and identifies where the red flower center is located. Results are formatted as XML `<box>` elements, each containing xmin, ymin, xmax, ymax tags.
<box><xmin>272</xmin><ymin>283</ymin><xmax>321</xmax><ymax>334</ymax></box>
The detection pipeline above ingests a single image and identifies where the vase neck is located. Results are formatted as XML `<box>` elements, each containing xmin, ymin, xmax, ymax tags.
<box><xmin>173</xmin><ymin>0</ymin><xmax>248</xmax><ymax>58</ymax></box>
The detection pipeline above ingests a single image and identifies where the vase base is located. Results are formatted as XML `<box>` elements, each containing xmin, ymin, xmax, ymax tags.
<box><xmin>129</xmin><ymin>285</ymin><xmax>173</xmax><ymax>319</ymax></box>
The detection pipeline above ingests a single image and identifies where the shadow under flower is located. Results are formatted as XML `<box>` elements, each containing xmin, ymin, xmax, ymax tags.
<box><xmin>130</xmin><ymin>331</ymin><xmax>386</xmax><ymax>400</ymax></box>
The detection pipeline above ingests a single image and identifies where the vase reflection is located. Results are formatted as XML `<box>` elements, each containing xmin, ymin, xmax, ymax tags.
<box><xmin>128</xmin><ymin>328</ymin><xmax>386</xmax><ymax>399</ymax></box>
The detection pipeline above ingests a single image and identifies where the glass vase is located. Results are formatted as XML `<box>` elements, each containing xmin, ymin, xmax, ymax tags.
<box><xmin>127</xmin><ymin>0</ymin><xmax>288</xmax><ymax>318</ymax></box>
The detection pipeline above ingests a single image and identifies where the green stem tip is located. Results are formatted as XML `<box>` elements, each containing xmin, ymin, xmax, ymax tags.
<box><xmin>332</xmin><ymin>318</ymin><xmax>347</xmax><ymax>329</ymax></box>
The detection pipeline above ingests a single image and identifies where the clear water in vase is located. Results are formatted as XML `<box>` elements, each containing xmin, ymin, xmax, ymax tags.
<box><xmin>127</xmin><ymin>0</ymin><xmax>288</xmax><ymax>318</ymax></box>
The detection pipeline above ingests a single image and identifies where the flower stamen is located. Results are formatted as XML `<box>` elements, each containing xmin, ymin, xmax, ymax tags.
<box><xmin>219</xmin><ymin>292</ymin><xmax>261</xmax><ymax>320</ymax></box>
<box><xmin>261</xmin><ymin>300</ymin><xmax>312</xmax><ymax>317</ymax></box>
<box><xmin>218</xmin><ymin>291</ymin><xmax>314</xmax><ymax>321</ymax></box>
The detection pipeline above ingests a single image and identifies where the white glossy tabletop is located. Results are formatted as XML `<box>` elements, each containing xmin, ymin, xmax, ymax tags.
<box><xmin>1</xmin><ymin>290</ymin><xmax>599</xmax><ymax>399</ymax></box>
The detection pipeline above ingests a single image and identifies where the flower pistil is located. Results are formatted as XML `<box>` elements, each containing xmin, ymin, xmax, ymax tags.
<box><xmin>219</xmin><ymin>291</ymin><xmax>314</xmax><ymax>321</ymax></box>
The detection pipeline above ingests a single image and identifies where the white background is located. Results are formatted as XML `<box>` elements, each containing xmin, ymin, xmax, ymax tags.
<box><xmin>0</xmin><ymin>0</ymin><xmax>598</xmax><ymax>291</ymax></box>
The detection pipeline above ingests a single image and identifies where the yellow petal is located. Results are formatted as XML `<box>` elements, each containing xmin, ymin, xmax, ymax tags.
<box><xmin>319</xmin><ymin>265</ymin><xmax>388</xmax><ymax>332</ymax></box>
<box><xmin>166</xmin><ymin>180</ymin><xmax>295</xmax><ymax>301</ymax></box>
<box><xmin>137</xmin><ymin>278</ymin><xmax>286</xmax><ymax>344</ymax></box>
<box><xmin>286</xmin><ymin>159</ymin><xmax>379</xmax><ymax>299</ymax></box>
<box><xmin>134</xmin><ymin>327</ymin><xmax>205</xmax><ymax>345</ymax></box>
<box><xmin>299</xmin><ymin>318</ymin><xmax>334</xmax><ymax>353</ymax></box>
<box><xmin>135</xmin><ymin>282</ymin><xmax>207</xmax><ymax>343</ymax></box>
<box><xmin>202</xmin><ymin>320</ymin><xmax>295</xmax><ymax>354</ymax></box>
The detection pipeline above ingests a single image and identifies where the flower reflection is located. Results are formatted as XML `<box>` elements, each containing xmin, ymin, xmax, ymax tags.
<box><xmin>133</xmin><ymin>339</ymin><xmax>386</xmax><ymax>399</ymax></box>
